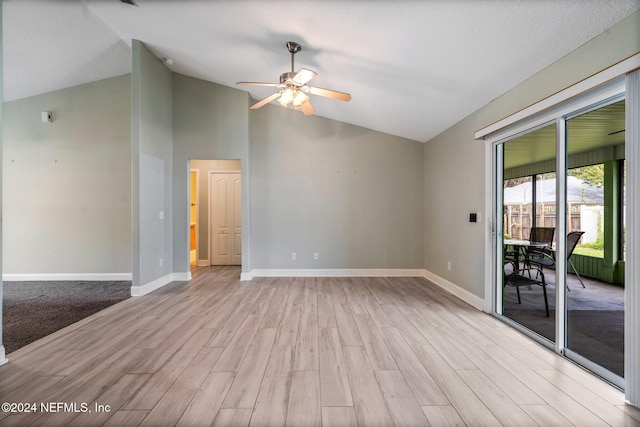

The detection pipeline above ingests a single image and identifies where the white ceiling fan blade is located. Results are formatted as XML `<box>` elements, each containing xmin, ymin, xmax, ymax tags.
<box><xmin>250</xmin><ymin>92</ymin><xmax>281</xmax><ymax>109</ymax></box>
<box><xmin>237</xmin><ymin>81</ymin><xmax>280</xmax><ymax>87</ymax></box>
<box><xmin>308</xmin><ymin>86</ymin><xmax>351</xmax><ymax>102</ymax></box>
<box><xmin>299</xmin><ymin>100</ymin><xmax>315</xmax><ymax>116</ymax></box>
<box><xmin>292</xmin><ymin>68</ymin><xmax>317</xmax><ymax>85</ymax></box>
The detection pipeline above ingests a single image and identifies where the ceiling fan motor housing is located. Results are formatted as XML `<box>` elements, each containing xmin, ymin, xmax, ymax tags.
<box><xmin>279</xmin><ymin>72</ymin><xmax>297</xmax><ymax>85</ymax></box>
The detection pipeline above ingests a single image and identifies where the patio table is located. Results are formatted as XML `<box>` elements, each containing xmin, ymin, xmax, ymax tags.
<box><xmin>504</xmin><ymin>239</ymin><xmax>549</xmax><ymax>270</ymax></box>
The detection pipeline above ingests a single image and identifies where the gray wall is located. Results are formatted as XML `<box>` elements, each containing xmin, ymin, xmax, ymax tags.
<box><xmin>172</xmin><ymin>73</ymin><xmax>423</xmax><ymax>273</ymax></box>
<box><xmin>172</xmin><ymin>74</ymin><xmax>250</xmax><ymax>274</ymax></box>
<box><xmin>250</xmin><ymin>104</ymin><xmax>424</xmax><ymax>269</ymax></box>
<box><xmin>3</xmin><ymin>75</ymin><xmax>131</xmax><ymax>275</ymax></box>
<box><xmin>423</xmin><ymin>10</ymin><xmax>640</xmax><ymax>298</ymax></box>
<box><xmin>132</xmin><ymin>40</ymin><xmax>173</xmax><ymax>286</ymax></box>
<box><xmin>1</xmin><ymin>64</ymin><xmax>424</xmax><ymax>284</ymax></box>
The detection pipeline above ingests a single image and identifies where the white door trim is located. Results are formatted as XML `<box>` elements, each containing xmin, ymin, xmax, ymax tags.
<box><xmin>624</xmin><ymin>69</ymin><xmax>640</xmax><ymax>406</ymax></box>
<box><xmin>190</xmin><ymin>168</ymin><xmax>200</xmax><ymax>266</ymax></box>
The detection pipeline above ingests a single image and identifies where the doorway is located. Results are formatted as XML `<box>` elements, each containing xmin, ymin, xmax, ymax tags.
<box><xmin>188</xmin><ymin>159</ymin><xmax>242</xmax><ymax>267</ymax></box>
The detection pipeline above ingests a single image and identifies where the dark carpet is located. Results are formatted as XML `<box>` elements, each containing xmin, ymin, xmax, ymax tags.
<box><xmin>2</xmin><ymin>280</ymin><xmax>131</xmax><ymax>354</ymax></box>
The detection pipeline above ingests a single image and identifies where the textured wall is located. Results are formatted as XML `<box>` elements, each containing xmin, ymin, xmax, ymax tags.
<box><xmin>3</xmin><ymin>75</ymin><xmax>131</xmax><ymax>275</ymax></box>
<box><xmin>249</xmin><ymin>104</ymin><xmax>424</xmax><ymax>269</ymax></box>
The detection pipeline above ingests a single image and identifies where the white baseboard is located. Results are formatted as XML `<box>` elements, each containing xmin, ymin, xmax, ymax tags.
<box><xmin>248</xmin><ymin>268</ymin><xmax>426</xmax><ymax>278</ymax></box>
<box><xmin>245</xmin><ymin>268</ymin><xmax>483</xmax><ymax>310</ymax></box>
<box><xmin>130</xmin><ymin>272</ymin><xmax>191</xmax><ymax>297</ymax></box>
<box><xmin>173</xmin><ymin>272</ymin><xmax>193</xmax><ymax>281</ymax></box>
<box><xmin>197</xmin><ymin>260</ymin><xmax>210</xmax><ymax>267</ymax></box>
<box><xmin>2</xmin><ymin>273</ymin><xmax>132</xmax><ymax>282</ymax></box>
<box><xmin>421</xmin><ymin>269</ymin><xmax>485</xmax><ymax>311</ymax></box>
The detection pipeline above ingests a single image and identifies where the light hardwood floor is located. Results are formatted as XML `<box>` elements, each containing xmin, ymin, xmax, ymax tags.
<box><xmin>1</xmin><ymin>266</ymin><xmax>639</xmax><ymax>426</ymax></box>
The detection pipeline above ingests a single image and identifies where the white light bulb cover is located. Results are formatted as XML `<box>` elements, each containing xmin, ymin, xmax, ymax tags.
<box><xmin>278</xmin><ymin>88</ymin><xmax>294</xmax><ymax>106</ymax></box>
<box><xmin>292</xmin><ymin>90</ymin><xmax>308</xmax><ymax>108</ymax></box>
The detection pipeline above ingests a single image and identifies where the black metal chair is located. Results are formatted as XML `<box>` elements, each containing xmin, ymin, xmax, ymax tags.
<box><xmin>505</xmin><ymin>226</ymin><xmax>555</xmax><ymax>267</ymax></box>
<box><xmin>504</xmin><ymin>260</ymin><xmax>550</xmax><ymax>317</ymax></box>
<box><xmin>532</xmin><ymin>226</ymin><xmax>555</xmax><ymax>245</ymax></box>
<box><xmin>526</xmin><ymin>230</ymin><xmax>586</xmax><ymax>289</ymax></box>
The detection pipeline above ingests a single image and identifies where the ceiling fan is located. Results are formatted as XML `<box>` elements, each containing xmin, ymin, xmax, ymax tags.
<box><xmin>237</xmin><ymin>41</ymin><xmax>351</xmax><ymax>115</ymax></box>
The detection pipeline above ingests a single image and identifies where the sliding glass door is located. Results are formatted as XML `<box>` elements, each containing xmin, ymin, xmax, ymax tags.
<box><xmin>564</xmin><ymin>99</ymin><xmax>626</xmax><ymax>384</ymax></box>
<box><xmin>493</xmin><ymin>82</ymin><xmax>626</xmax><ymax>388</ymax></box>
<box><xmin>499</xmin><ymin>123</ymin><xmax>557</xmax><ymax>342</ymax></box>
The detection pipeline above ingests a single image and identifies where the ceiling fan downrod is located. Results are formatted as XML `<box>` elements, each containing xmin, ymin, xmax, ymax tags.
<box><xmin>280</xmin><ymin>42</ymin><xmax>302</xmax><ymax>84</ymax></box>
<box><xmin>286</xmin><ymin>41</ymin><xmax>301</xmax><ymax>73</ymax></box>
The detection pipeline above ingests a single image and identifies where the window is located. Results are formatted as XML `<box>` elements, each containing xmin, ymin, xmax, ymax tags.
<box><xmin>567</xmin><ymin>164</ymin><xmax>605</xmax><ymax>258</ymax></box>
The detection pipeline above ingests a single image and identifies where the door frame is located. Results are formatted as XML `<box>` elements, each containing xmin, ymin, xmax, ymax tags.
<box><xmin>190</xmin><ymin>168</ymin><xmax>199</xmax><ymax>266</ymax></box>
<box><xmin>208</xmin><ymin>170</ymin><xmax>241</xmax><ymax>266</ymax></box>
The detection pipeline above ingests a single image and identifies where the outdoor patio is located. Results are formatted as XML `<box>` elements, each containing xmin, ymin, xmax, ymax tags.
<box><xmin>503</xmin><ymin>266</ymin><xmax>624</xmax><ymax>378</ymax></box>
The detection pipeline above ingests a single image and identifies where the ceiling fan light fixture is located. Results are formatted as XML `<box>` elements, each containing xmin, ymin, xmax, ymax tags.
<box><xmin>292</xmin><ymin>90</ymin><xmax>308</xmax><ymax>108</ymax></box>
<box><xmin>238</xmin><ymin>41</ymin><xmax>350</xmax><ymax>115</ymax></box>
<box><xmin>278</xmin><ymin>88</ymin><xmax>294</xmax><ymax>106</ymax></box>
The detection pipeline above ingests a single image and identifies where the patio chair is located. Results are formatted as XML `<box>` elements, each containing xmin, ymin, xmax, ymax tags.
<box><xmin>504</xmin><ymin>260</ymin><xmax>549</xmax><ymax>317</ymax></box>
<box><xmin>526</xmin><ymin>230</ymin><xmax>586</xmax><ymax>289</ymax></box>
<box><xmin>533</xmin><ymin>226</ymin><xmax>555</xmax><ymax>245</ymax></box>
<box><xmin>566</xmin><ymin>231</ymin><xmax>586</xmax><ymax>288</ymax></box>
<box><xmin>505</xmin><ymin>226</ymin><xmax>555</xmax><ymax>266</ymax></box>
<box><xmin>525</xmin><ymin>226</ymin><xmax>555</xmax><ymax>256</ymax></box>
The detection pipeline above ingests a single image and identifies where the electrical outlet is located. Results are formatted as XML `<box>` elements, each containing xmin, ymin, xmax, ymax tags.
<box><xmin>314</xmin><ymin>252</ymin><xmax>319</xmax><ymax>260</ymax></box>
<box><xmin>291</xmin><ymin>252</ymin><xmax>297</xmax><ymax>260</ymax></box>
<box><xmin>447</xmin><ymin>261</ymin><xmax>452</xmax><ymax>271</ymax></box>
<box><xmin>159</xmin><ymin>211</ymin><xmax>164</xmax><ymax>220</ymax></box>
<box><xmin>159</xmin><ymin>258</ymin><xmax>163</xmax><ymax>267</ymax></box>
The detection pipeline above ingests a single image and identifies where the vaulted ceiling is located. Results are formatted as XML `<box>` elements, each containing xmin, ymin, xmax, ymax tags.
<box><xmin>3</xmin><ymin>1</ymin><xmax>639</xmax><ymax>142</ymax></box>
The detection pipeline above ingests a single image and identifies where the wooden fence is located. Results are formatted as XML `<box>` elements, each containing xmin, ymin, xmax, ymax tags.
<box><xmin>504</xmin><ymin>202</ymin><xmax>590</xmax><ymax>240</ymax></box>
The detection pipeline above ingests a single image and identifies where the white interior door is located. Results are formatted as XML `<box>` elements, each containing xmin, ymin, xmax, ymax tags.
<box><xmin>210</xmin><ymin>172</ymin><xmax>241</xmax><ymax>265</ymax></box>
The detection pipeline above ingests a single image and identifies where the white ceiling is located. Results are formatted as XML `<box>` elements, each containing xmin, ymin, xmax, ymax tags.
<box><xmin>3</xmin><ymin>1</ymin><xmax>639</xmax><ymax>142</ymax></box>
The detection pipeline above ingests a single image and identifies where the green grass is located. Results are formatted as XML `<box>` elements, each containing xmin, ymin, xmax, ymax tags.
<box><xmin>573</xmin><ymin>245</ymin><xmax>604</xmax><ymax>258</ymax></box>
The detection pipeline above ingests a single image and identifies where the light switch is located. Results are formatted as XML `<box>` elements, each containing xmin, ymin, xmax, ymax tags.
<box><xmin>159</xmin><ymin>211</ymin><xmax>164</xmax><ymax>220</ymax></box>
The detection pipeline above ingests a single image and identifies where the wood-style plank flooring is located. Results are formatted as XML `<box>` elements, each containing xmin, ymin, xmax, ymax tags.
<box><xmin>1</xmin><ymin>266</ymin><xmax>639</xmax><ymax>426</ymax></box>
